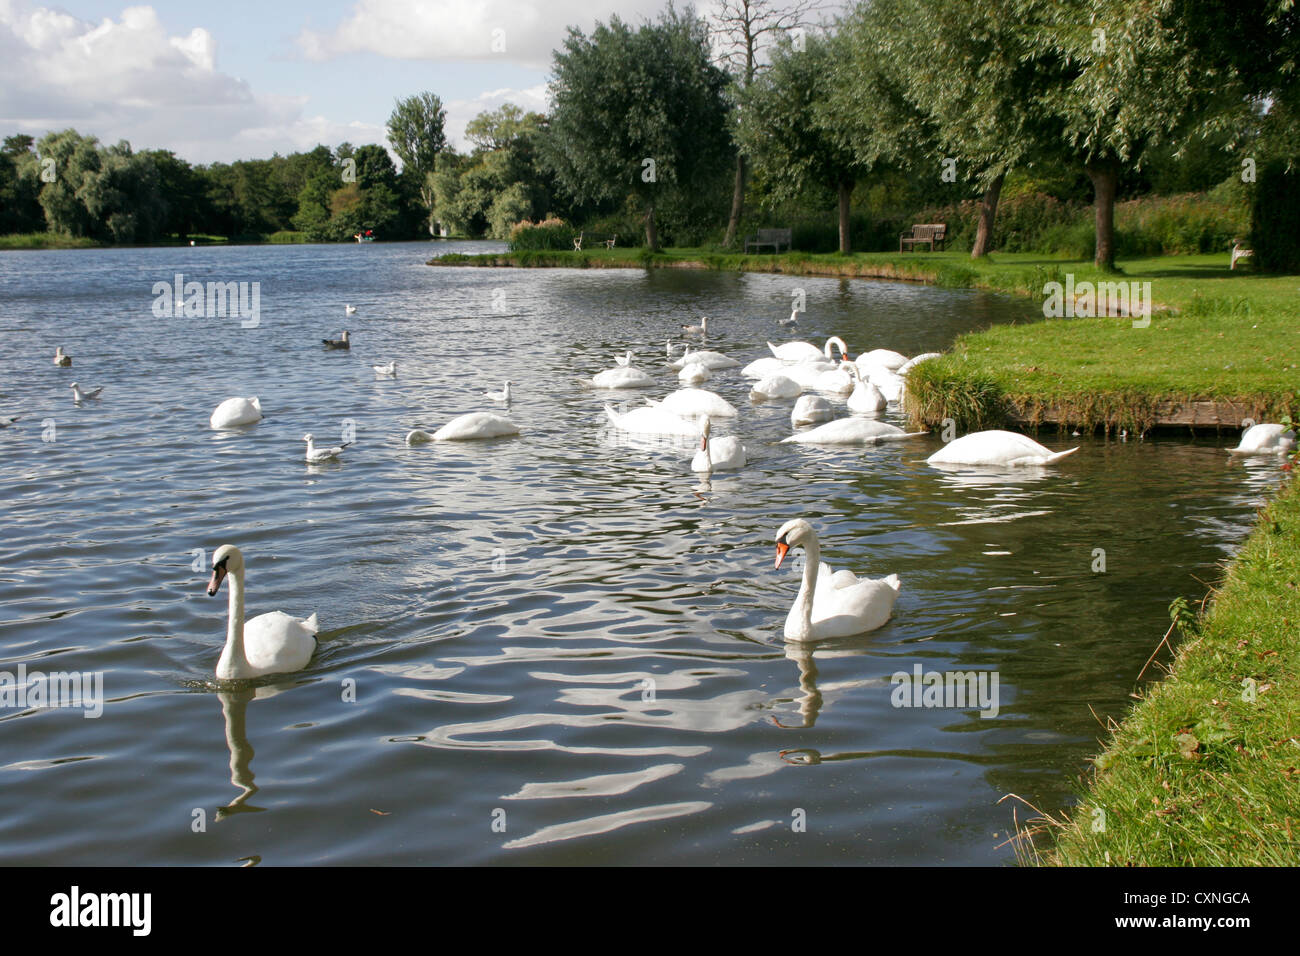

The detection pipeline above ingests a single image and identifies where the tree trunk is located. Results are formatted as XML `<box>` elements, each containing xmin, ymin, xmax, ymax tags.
<box><xmin>723</xmin><ymin>154</ymin><xmax>746</xmax><ymax>248</ymax></box>
<box><xmin>837</xmin><ymin>179</ymin><xmax>853</xmax><ymax>254</ymax></box>
<box><xmin>1086</xmin><ymin>160</ymin><xmax>1119</xmax><ymax>271</ymax></box>
<box><xmin>970</xmin><ymin>171</ymin><xmax>1005</xmax><ymax>258</ymax></box>
<box><xmin>645</xmin><ymin>203</ymin><xmax>658</xmax><ymax>251</ymax></box>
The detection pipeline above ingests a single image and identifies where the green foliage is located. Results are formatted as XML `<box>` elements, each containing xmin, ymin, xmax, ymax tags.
<box><xmin>507</xmin><ymin>218</ymin><xmax>577</xmax><ymax>251</ymax></box>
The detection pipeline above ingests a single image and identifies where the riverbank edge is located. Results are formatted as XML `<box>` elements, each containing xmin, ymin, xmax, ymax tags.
<box><xmin>1036</xmin><ymin>474</ymin><xmax>1300</xmax><ymax>866</ymax></box>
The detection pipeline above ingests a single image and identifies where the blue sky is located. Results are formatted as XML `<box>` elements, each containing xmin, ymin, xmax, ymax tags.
<box><xmin>1</xmin><ymin>0</ymin><xmax>677</xmax><ymax>164</ymax></box>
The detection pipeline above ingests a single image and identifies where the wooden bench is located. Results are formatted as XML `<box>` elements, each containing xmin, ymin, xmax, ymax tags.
<box><xmin>899</xmin><ymin>223</ymin><xmax>947</xmax><ymax>253</ymax></box>
<box><xmin>1230</xmin><ymin>238</ymin><xmax>1254</xmax><ymax>270</ymax></box>
<box><xmin>744</xmin><ymin>228</ymin><xmax>792</xmax><ymax>254</ymax></box>
<box><xmin>573</xmin><ymin>232</ymin><xmax>618</xmax><ymax>251</ymax></box>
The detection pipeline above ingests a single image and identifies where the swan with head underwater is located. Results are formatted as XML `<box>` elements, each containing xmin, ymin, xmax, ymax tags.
<box><xmin>773</xmin><ymin>519</ymin><xmax>900</xmax><ymax>640</ymax></box>
<box><xmin>205</xmin><ymin>545</ymin><xmax>318</xmax><ymax>679</ymax></box>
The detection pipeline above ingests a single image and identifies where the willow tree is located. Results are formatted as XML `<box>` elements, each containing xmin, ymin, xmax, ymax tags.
<box><xmin>542</xmin><ymin>5</ymin><xmax>733</xmax><ymax>250</ymax></box>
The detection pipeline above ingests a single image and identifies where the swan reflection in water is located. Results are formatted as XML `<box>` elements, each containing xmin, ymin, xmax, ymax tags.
<box><xmin>212</xmin><ymin>682</ymin><xmax>299</xmax><ymax>822</ymax></box>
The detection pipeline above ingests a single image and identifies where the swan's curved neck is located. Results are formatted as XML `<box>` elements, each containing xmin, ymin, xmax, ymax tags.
<box><xmin>219</xmin><ymin>567</ymin><xmax>247</xmax><ymax>676</ymax></box>
<box><xmin>792</xmin><ymin>537</ymin><xmax>821</xmax><ymax>637</ymax></box>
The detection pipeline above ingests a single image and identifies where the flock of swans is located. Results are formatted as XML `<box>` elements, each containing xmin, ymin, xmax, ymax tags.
<box><xmin>32</xmin><ymin>299</ymin><xmax>1296</xmax><ymax>679</ymax></box>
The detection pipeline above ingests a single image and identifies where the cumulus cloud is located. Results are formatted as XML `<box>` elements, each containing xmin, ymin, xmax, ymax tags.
<box><xmin>298</xmin><ymin>0</ymin><xmax>672</xmax><ymax>70</ymax></box>
<box><xmin>443</xmin><ymin>83</ymin><xmax>549</xmax><ymax>149</ymax></box>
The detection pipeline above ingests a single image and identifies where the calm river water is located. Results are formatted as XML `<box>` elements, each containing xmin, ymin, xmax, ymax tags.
<box><xmin>0</xmin><ymin>240</ymin><xmax>1281</xmax><ymax>864</ymax></box>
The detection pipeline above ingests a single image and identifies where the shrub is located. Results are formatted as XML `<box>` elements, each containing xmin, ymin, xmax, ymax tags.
<box><xmin>508</xmin><ymin>217</ymin><xmax>577</xmax><ymax>251</ymax></box>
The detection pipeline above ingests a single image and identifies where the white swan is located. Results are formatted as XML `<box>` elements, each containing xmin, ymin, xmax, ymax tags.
<box><xmin>53</xmin><ymin>347</ymin><xmax>71</xmax><ymax>367</ymax></box>
<box><xmin>429</xmin><ymin>413</ymin><xmax>520</xmax><ymax>441</ymax></box>
<box><xmin>814</xmin><ymin>361</ymin><xmax>857</xmax><ymax>394</ymax></box>
<box><xmin>345</xmin><ymin>304</ymin><xmax>357</xmax><ymax>316</ymax></box>
<box><xmin>783</xmin><ymin>418</ymin><xmax>924</xmax><ymax>444</ymax></box>
<box><xmin>691</xmin><ymin>417</ymin><xmax>746</xmax><ymax>472</ymax></box>
<box><xmin>70</xmin><ymin>382</ymin><xmax>103</xmax><ymax>403</ymax></box>
<box><xmin>210</xmin><ymin>397</ymin><xmax>262</xmax><ymax>429</ymax></box>
<box><xmin>486</xmin><ymin>380</ymin><xmax>513</xmax><ymax>402</ymax></box>
<box><xmin>671</xmin><ymin>348</ymin><xmax>739</xmax><ymax>370</ymax></box>
<box><xmin>373</xmin><ymin>361</ymin><xmax>397</xmax><ymax>377</ymax></box>
<box><xmin>615</xmin><ymin>350</ymin><xmax>634</xmax><ymax>367</ymax></box>
<box><xmin>779</xmin><ymin>308</ymin><xmax>799</xmax><ymax>327</ymax></box>
<box><xmin>1229</xmin><ymin>423</ymin><xmax>1296</xmax><ymax>455</ymax></box>
<box><xmin>791</xmin><ymin>394</ymin><xmax>834</xmax><ymax>426</ymax></box>
<box><xmin>768</xmin><ymin>335</ymin><xmax>850</xmax><ymax>365</ymax></box>
<box><xmin>847</xmin><ymin>364</ymin><xmax>887</xmax><ymax>413</ymax></box>
<box><xmin>653</xmin><ymin>387</ymin><xmax>739</xmax><ymax>419</ymax></box>
<box><xmin>926</xmin><ymin>430</ymin><xmax>1079</xmax><ymax>467</ymax></box>
<box><xmin>678</xmin><ymin>363</ymin><xmax>711</xmax><ymax>385</ymax></box>
<box><xmin>303</xmin><ymin>433</ymin><xmax>350</xmax><ymax>463</ymax></box>
<box><xmin>323</xmin><ymin>330</ymin><xmax>351</xmax><ymax>349</ymax></box>
<box><xmin>682</xmin><ymin>316</ymin><xmax>709</xmax><ymax>335</ymax></box>
<box><xmin>742</xmin><ymin>356</ymin><xmax>790</xmax><ymax>378</ymax></box>
<box><xmin>751</xmin><ymin>374</ymin><xmax>802</xmax><ymax>400</ymax></box>
<box><xmin>603</xmin><ymin>403</ymin><xmax>701</xmax><ymax>437</ymax></box>
<box><xmin>774</xmin><ymin>519</ymin><xmax>900</xmax><ymax>641</ymax></box>
<box><xmin>206</xmin><ymin>544</ymin><xmax>317</xmax><ymax>679</ymax></box>
<box><xmin>405</xmin><ymin>429</ymin><xmax>434</xmax><ymax>445</ymax></box>
<box><xmin>592</xmin><ymin>366</ymin><xmax>656</xmax><ymax>389</ymax></box>
<box><xmin>856</xmin><ymin>363</ymin><xmax>904</xmax><ymax>402</ymax></box>
<box><xmin>896</xmin><ymin>352</ymin><xmax>942</xmax><ymax>377</ymax></box>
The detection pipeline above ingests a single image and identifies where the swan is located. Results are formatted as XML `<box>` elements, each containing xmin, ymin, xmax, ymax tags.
<box><xmin>682</xmin><ymin>316</ymin><xmax>708</xmax><ymax>335</ymax></box>
<box><xmin>70</xmin><ymin>382</ymin><xmax>103</xmax><ymax>403</ymax></box>
<box><xmin>405</xmin><ymin>429</ymin><xmax>434</xmax><ymax>445</ymax></box>
<box><xmin>773</xmin><ymin>519</ymin><xmax>900</xmax><ymax>640</ymax></box>
<box><xmin>429</xmin><ymin>412</ymin><xmax>520</xmax><ymax>441</ymax></box>
<box><xmin>345</xmin><ymin>305</ymin><xmax>357</xmax><ymax>316</ymax></box>
<box><xmin>691</xmin><ymin>417</ymin><xmax>746</xmax><ymax>472</ymax></box>
<box><xmin>678</xmin><ymin>363</ymin><xmax>711</xmax><ymax>385</ymax></box>
<box><xmin>855</xmin><ymin>363</ymin><xmax>904</xmax><ymax>402</ymax></box>
<box><xmin>769</xmin><ymin>336</ymin><xmax>850</xmax><ymax>364</ymax></box>
<box><xmin>742</xmin><ymin>356</ymin><xmax>790</xmax><ymax>378</ymax></box>
<box><xmin>615</xmin><ymin>351</ymin><xmax>634</xmax><ymax>367</ymax></box>
<box><xmin>847</xmin><ymin>365</ymin><xmax>887</xmax><ymax>413</ymax></box>
<box><xmin>210</xmin><ymin>397</ymin><xmax>262</xmax><ymax>429</ymax></box>
<box><xmin>486</xmin><ymin>380</ymin><xmax>513</xmax><ymax>402</ymax></box>
<box><xmin>205</xmin><ymin>544</ymin><xmax>317</xmax><ymax>679</ymax></box>
<box><xmin>303</xmin><ymin>433</ymin><xmax>351</xmax><ymax>463</ymax></box>
<box><xmin>814</xmin><ymin>361</ymin><xmax>857</xmax><ymax>394</ymax></box>
<box><xmin>1229</xmin><ymin>423</ymin><xmax>1296</xmax><ymax>455</ymax></box>
<box><xmin>603</xmin><ymin>403</ymin><xmax>701</xmax><ymax>437</ymax></box>
<box><xmin>779</xmin><ymin>308</ymin><xmax>799</xmax><ymax>327</ymax></box>
<box><xmin>323</xmin><ymin>330</ymin><xmax>351</xmax><ymax>349</ymax></box>
<box><xmin>654</xmin><ymin>387</ymin><xmax>739</xmax><ymax>419</ymax></box>
<box><xmin>53</xmin><ymin>347</ymin><xmax>71</xmax><ymax>367</ymax></box>
<box><xmin>373</xmin><ymin>361</ymin><xmax>397</xmax><ymax>377</ymax></box>
<box><xmin>780</xmin><ymin>362</ymin><xmax>840</xmax><ymax>390</ymax></box>
<box><xmin>751</xmin><ymin>374</ymin><xmax>802</xmax><ymax>400</ymax></box>
<box><xmin>671</xmin><ymin>348</ymin><xmax>739</xmax><ymax>370</ymax></box>
<box><xmin>791</xmin><ymin>394</ymin><xmax>834</xmax><ymax>426</ymax></box>
<box><xmin>783</xmin><ymin>418</ymin><xmax>925</xmax><ymax>444</ymax></box>
<box><xmin>926</xmin><ymin>430</ymin><xmax>1079</xmax><ymax>467</ymax></box>
<box><xmin>592</xmin><ymin>366</ymin><xmax>656</xmax><ymax>389</ymax></box>
<box><xmin>858</xmin><ymin>348</ymin><xmax>908</xmax><ymax>370</ymax></box>
<box><xmin>896</xmin><ymin>352</ymin><xmax>942</xmax><ymax>377</ymax></box>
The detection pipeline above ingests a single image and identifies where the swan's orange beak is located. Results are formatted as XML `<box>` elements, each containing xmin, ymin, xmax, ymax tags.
<box><xmin>207</xmin><ymin>564</ymin><xmax>227</xmax><ymax>597</ymax></box>
<box><xmin>775</xmin><ymin>540</ymin><xmax>790</xmax><ymax>570</ymax></box>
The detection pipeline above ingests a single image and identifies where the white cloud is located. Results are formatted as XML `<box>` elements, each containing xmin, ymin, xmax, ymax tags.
<box><xmin>298</xmin><ymin>0</ymin><xmax>669</xmax><ymax>70</ymax></box>
<box><xmin>443</xmin><ymin>83</ymin><xmax>548</xmax><ymax>149</ymax></box>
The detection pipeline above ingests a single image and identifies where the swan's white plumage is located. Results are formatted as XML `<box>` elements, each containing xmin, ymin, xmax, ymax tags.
<box><xmin>603</xmin><ymin>403</ymin><xmax>701</xmax><ymax>436</ymax></box>
<box><xmin>783</xmin><ymin>418</ymin><xmax>922</xmax><ymax>444</ymax></box>
<box><xmin>774</xmin><ymin>518</ymin><xmax>900</xmax><ymax>641</ymax></box>
<box><xmin>431</xmin><ymin>412</ymin><xmax>520</xmax><ymax>441</ymax></box>
<box><xmin>210</xmin><ymin>396</ymin><xmax>262</xmax><ymax>429</ymax></box>
<box><xmin>592</xmin><ymin>366</ymin><xmax>656</xmax><ymax>389</ymax></box>
<box><xmin>656</xmin><ymin>387</ymin><xmax>738</xmax><ymax>419</ymax></box>
<box><xmin>691</xmin><ymin>417</ymin><xmax>746</xmax><ymax>472</ymax></box>
<box><xmin>207</xmin><ymin>544</ymin><xmax>316</xmax><ymax>680</ymax></box>
<box><xmin>926</xmin><ymin>430</ymin><xmax>1078</xmax><ymax>467</ymax></box>
<box><xmin>791</xmin><ymin>394</ymin><xmax>834</xmax><ymax>426</ymax></box>
<box><xmin>1229</xmin><ymin>423</ymin><xmax>1296</xmax><ymax>455</ymax></box>
<box><xmin>751</xmin><ymin>374</ymin><xmax>802</xmax><ymax>400</ymax></box>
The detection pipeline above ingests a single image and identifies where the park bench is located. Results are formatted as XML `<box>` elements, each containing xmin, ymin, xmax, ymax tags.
<box><xmin>899</xmin><ymin>223</ymin><xmax>947</xmax><ymax>252</ymax></box>
<box><xmin>744</xmin><ymin>227</ymin><xmax>792</xmax><ymax>254</ymax></box>
<box><xmin>1230</xmin><ymin>238</ymin><xmax>1254</xmax><ymax>270</ymax></box>
<box><xmin>573</xmin><ymin>232</ymin><xmax>618</xmax><ymax>251</ymax></box>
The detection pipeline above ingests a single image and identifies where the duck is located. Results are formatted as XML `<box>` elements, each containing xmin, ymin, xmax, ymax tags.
<box><xmin>70</xmin><ymin>382</ymin><xmax>103</xmax><ymax>403</ymax></box>
<box><xmin>790</xmin><ymin>394</ymin><xmax>834</xmax><ymax>426</ymax></box>
<box><xmin>782</xmin><ymin>418</ymin><xmax>924</xmax><ymax>445</ymax></box>
<box><xmin>1229</xmin><ymin>423</ymin><xmax>1297</xmax><ymax>455</ymax></box>
<box><xmin>345</xmin><ymin>305</ymin><xmax>357</xmax><ymax>316</ymax></box>
<box><xmin>373</xmin><ymin>361</ymin><xmax>398</xmax><ymax>377</ymax></box>
<box><xmin>773</xmin><ymin>518</ymin><xmax>901</xmax><ymax>641</ymax></box>
<box><xmin>205</xmin><ymin>544</ymin><xmax>317</xmax><ymax>679</ymax></box>
<box><xmin>303</xmin><ymin>433</ymin><xmax>351</xmax><ymax>463</ymax></box>
<box><xmin>926</xmin><ymin>430</ymin><xmax>1079</xmax><ymax>467</ymax></box>
<box><xmin>53</xmin><ymin>347</ymin><xmax>72</xmax><ymax>367</ymax></box>
<box><xmin>846</xmin><ymin>365</ymin><xmax>887</xmax><ymax>413</ymax></box>
<box><xmin>691</xmin><ymin>416</ymin><xmax>746</xmax><ymax>472</ymax></box>
<box><xmin>603</xmin><ymin>403</ymin><xmax>701</xmax><ymax>437</ymax></box>
<box><xmin>652</xmin><ymin>387</ymin><xmax>739</xmax><ymax>419</ymax></box>
<box><xmin>210</xmin><ymin>397</ymin><xmax>262</xmax><ymax>429</ymax></box>
<box><xmin>323</xmin><ymin>330</ymin><xmax>351</xmax><ymax>349</ymax></box>
<box><xmin>426</xmin><ymin>412</ymin><xmax>520</xmax><ymax>441</ymax></box>
<box><xmin>592</xmin><ymin>366</ymin><xmax>656</xmax><ymax>389</ymax></box>
<box><xmin>682</xmin><ymin>316</ymin><xmax>709</xmax><ymax>336</ymax></box>
<box><xmin>750</xmin><ymin>374</ymin><xmax>802</xmax><ymax>401</ymax></box>
<box><xmin>0</xmin><ymin>415</ymin><xmax>18</xmax><ymax>428</ymax></box>
<box><xmin>486</xmin><ymin>380</ymin><xmax>513</xmax><ymax>402</ymax></box>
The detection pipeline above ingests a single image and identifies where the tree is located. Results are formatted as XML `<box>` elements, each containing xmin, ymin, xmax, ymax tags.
<box><xmin>387</xmin><ymin>92</ymin><xmax>448</xmax><ymax>235</ymax></box>
<box><xmin>711</xmin><ymin>0</ymin><xmax>823</xmax><ymax>247</ymax></box>
<box><xmin>543</xmin><ymin>5</ymin><xmax>734</xmax><ymax>249</ymax></box>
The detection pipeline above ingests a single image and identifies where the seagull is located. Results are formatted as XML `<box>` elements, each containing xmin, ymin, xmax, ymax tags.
<box><xmin>373</xmin><ymin>361</ymin><xmax>397</xmax><ymax>377</ymax></box>
<box><xmin>345</xmin><ymin>305</ymin><xmax>357</xmax><ymax>316</ymax></box>
<box><xmin>486</xmin><ymin>380</ymin><xmax>513</xmax><ymax>402</ymax></box>
<box><xmin>303</xmin><ymin>433</ymin><xmax>351</xmax><ymax>463</ymax></box>
<box><xmin>0</xmin><ymin>415</ymin><xmax>18</xmax><ymax>428</ymax></box>
<box><xmin>323</xmin><ymin>330</ymin><xmax>351</xmax><ymax>349</ymax></box>
<box><xmin>70</xmin><ymin>382</ymin><xmax>102</xmax><ymax>403</ymax></box>
<box><xmin>682</xmin><ymin>316</ymin><xmax>708</xmax><ymax>336</ymax></box>
<box><xmin>615</xmin><ymin>351</ymin><xmax>633</xmax><ymax>367</ymax></box>
<box><xmin>53</xmin><ymin>347</ymin><xmax>72</xmax><ymax>367</ymax></box>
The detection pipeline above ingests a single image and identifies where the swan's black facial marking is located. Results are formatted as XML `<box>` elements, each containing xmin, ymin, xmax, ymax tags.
<box><xmin>207</xmin><ymin>555</ymin><xmax>229</xmax><ymax>597</ymax></box>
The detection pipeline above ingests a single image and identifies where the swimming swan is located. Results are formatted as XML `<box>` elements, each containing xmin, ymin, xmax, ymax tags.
<box><xmin>926</xmin><ymin>430</ymin><xmax>1079</xmax><ymax>467</ymax></box>
<box><xmin>691</xmin><ymin>417</ymin><xmax>746</xmax><ymax>472</ymax></box>
<box><xmin>1229</xmin><ymin>423</ymin><xmax>1296</xmax><ymax>455</ymax></box>
<box><xmin>428</xmin><ymin>413</ymin><xmax>520</xmax><ymax>441</ymax></box>
<box><xmin>210</xmin><ymin>397</ymin><xmax>262</xmax><ymax>429</ymax></box>
<box><xmin>774</xmin><ymin>518</ymin><xmax>900</xmax><ymax>641</ymax></box>
<box><xmin>206</xmin><ymin>544</ymin><xmax>318</xmax><ymax>679</ymax></box>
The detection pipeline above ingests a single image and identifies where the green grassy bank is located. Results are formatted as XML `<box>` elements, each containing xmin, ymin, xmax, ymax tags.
<box><xmin>432</xmin><ymin>246</ymin><xmax>1300</xmax><ymax>434</ymax></box>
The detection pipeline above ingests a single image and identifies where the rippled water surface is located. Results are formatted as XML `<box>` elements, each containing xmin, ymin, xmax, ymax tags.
<box><xmin>0</xmin><ymin>241</ymin><xmax>1282</xmax><ymax>864</ymax></box>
